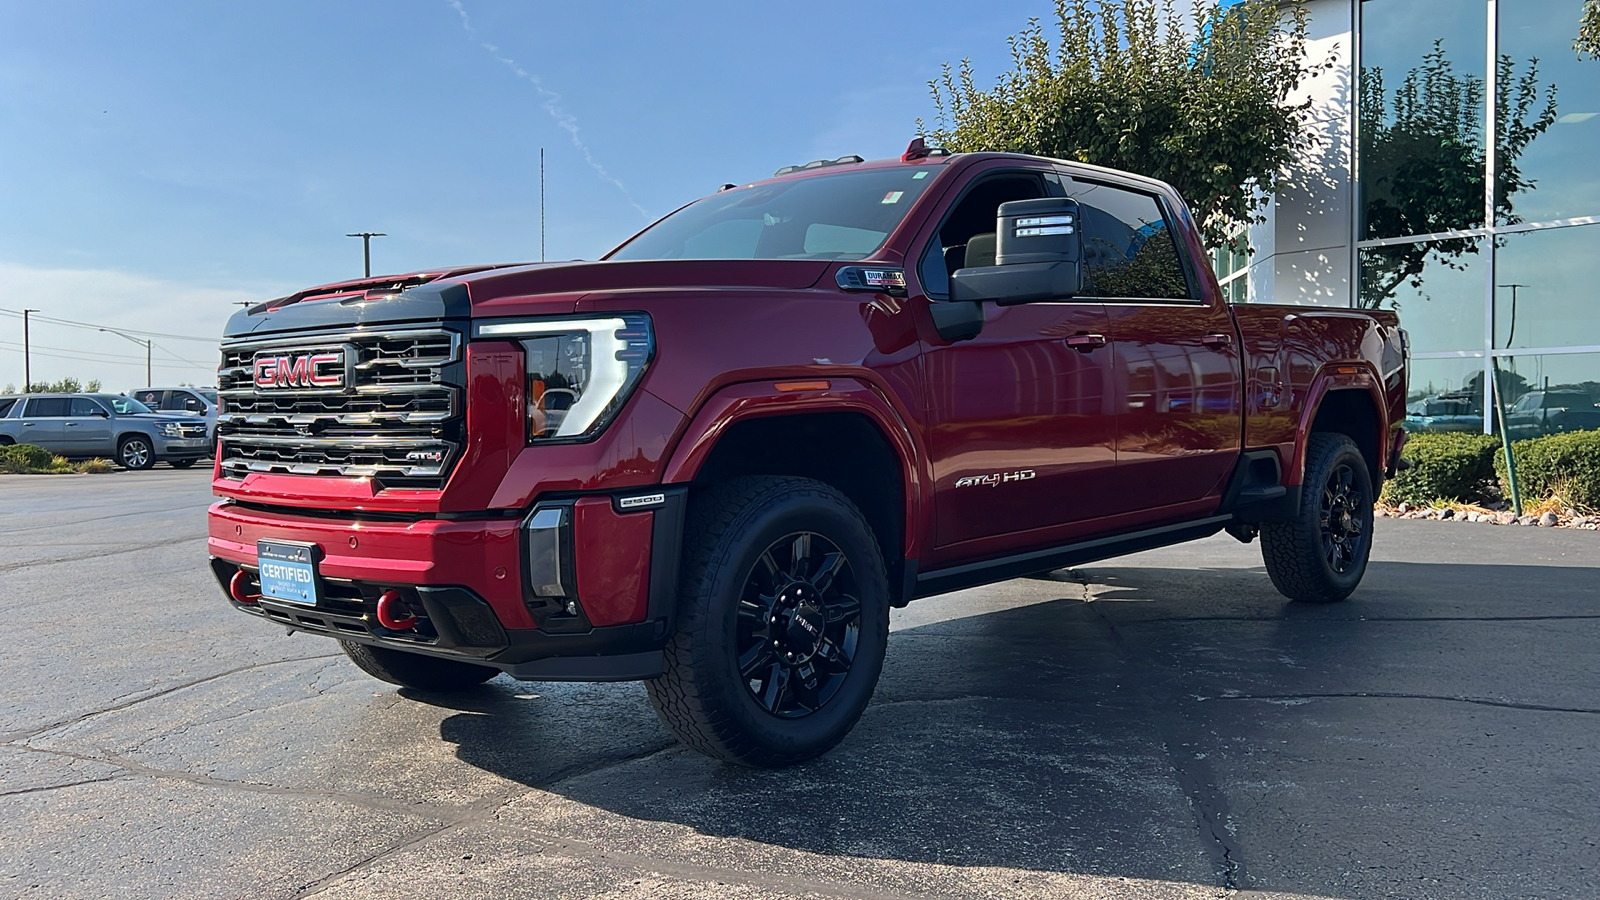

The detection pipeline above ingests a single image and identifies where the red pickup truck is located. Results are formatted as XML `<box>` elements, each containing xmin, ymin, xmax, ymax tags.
<box><xmin>208</xmin><ymin>142</ymin><xmax>1407</xmax><ymax>767</ymax></box>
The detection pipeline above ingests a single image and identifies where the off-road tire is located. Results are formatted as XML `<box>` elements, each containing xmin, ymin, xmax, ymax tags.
<box><xmin>169</xmin><ymin>459</ymin><xmax>198</xmax><ymax>469</ymax></box>
<box><xmin>340</xmin><ymin>641</ymin><xmax>498</xmax><ymax>691</ymax></box>
<box><xmin>646</xmin><ymin>476</ymin><xmax>890</xmax><ymax>767</ymax></box>
<box><xmin>117</xmin><ymin>435</ymin><xmax>155</xmax><ymax>470</ymax></box>
<box><xmin>1261</xmin><ymin>433</ymin><xmax>1374</xmax><ymax>603</ymax></box>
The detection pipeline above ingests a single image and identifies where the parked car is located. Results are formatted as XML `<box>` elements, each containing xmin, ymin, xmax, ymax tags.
<box><xmin>130</xmin><ymin>386</ymin><xmax>219</xmax><ymax>443</ymax></box>
<box><xmin>1404</xmin><ymin>395</ymin><xmax>1483</xmax><ymax>433</ymax></box>
<box><xmin>0</xmin><ymin>393</ymin><xmax>210</xmax><ymax>469</ymax></box>
<box><xmin>206</xmin><ymin>143</ymin><xmax>1407</xmax><ymax>767</ymax></box>
<box><xmin>1504</xmin><ymin>390</ymin><xmax>1600</xmax><ymax>439</ymax></box>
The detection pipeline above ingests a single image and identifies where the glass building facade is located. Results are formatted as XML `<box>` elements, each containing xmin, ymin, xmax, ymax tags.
<box><xmin>1247</xmin><ymin>0</ymin><xmax>1600</xmax><ymax>435</ymax></box>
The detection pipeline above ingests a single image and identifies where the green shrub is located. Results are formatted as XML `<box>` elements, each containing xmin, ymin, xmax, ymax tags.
<box><xmin>0</xmin><ymin>443</ymin><xmax>57</xmax><ymax>473</ymax></box>
<box><xmin>1495</xmin><ymin>429</ymin><xmax>1600</xmax><ymax>512</ymax></box>
<box><xmin>1383</xmin><ymin>432</ymin><xmax>1502</xmax><ymax>506</ymax></box>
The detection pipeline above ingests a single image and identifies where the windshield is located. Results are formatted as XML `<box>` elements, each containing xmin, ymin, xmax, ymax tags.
<box><xmin>98</xmin><ymin>394</ymin><xmax>152</xmax><ymax>414</ymax></box>
<box><xmin>199</xmin><ymin>390</ymin><xmax>218</xmax><ymax>404</ymax></box>
<box><xmin>608</xmin><ymin>166</ymin><xmax>944</xmax><ymax>262</ymax></box>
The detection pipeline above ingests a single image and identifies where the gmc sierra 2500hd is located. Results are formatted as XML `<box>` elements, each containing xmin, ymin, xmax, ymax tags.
<box><xmin>208</xmin><ymin>140</ymin><xmax>1407</xmax><ymax>767</ymax></box>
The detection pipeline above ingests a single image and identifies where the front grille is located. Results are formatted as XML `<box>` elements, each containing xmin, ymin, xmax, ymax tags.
<box><xmin>176</xmin><ymin>423</ymin><xmax>207</xmax><ymax>439</ymax></box>
<box><xmin>216</xmin><ymin>328</ymin><xmax>463</xmax><ymax>487</ymax></box>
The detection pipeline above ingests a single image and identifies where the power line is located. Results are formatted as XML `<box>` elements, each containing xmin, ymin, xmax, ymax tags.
<box><xmin>0</xmin><ymin>306</ymin><xmax>220</xmax><ymax>342</ymax></box>
<box><xmin>0</xmin><ymin>343</ymin><xmax>212</xmax><ymax>372</ymax></box>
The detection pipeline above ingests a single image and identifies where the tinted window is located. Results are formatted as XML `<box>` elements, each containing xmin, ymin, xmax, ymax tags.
<box><xmin>0</xmin><ymin>398</ymin><xmax>15</xmax><ymax>417</ymax></box>
<box><xmin>179</xmin><ymin>393</ymin><xmax>206</xmax><ymax>412</ymax></box>
<box><xmin>25</xmin><ymin>398</ymin><xmax>69</xmax><ymax>417</ymax></box>
<box><xmin>135</xmin><ymin>390</ymin><xmax>163</xmax><ymax>408</ymax></box>
<box><xmin>69</xmin><ymin>397</ymin><xmax>106</xmax><ymax>417</ymax></box>
<box><xmin>198</xmin><ymin>390</ymin><xmax>218</xmax><ymax>404</ymax></box>
<box><xmin>918</xmin><ymin>173</ymin><xmax>1047</xmax><ymax>298</ymax></box>
<box><xmin>609</xmin><ymin>166</ymin><xmax>942</xmax><ymax>261</ymax></box>
<box><xmin>1063</xmin><ymin>181</ymin><xmax>1193</xmax><ymax>300</ymax></box>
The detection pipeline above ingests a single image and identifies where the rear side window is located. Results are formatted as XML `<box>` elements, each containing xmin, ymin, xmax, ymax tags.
<box><xmin>1063</xmin><ymin>180</ymin><xmax>1194</xmax><ymax>300</ymax></box>
<box><xmin>0</xmin><ymin>398</ymin><xmax>15</xmax><ymax>417</ymax></box>
<box><xmin>24</xmin><ymin>398</ymin><xmax>69</xmax><ymax>417</ymax></box>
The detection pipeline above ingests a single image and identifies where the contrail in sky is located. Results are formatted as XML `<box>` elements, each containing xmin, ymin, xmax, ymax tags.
<box><xmin>447</xmin><ymin>0</ymin><xmax>650</xmax><ymax>220</ymax></box>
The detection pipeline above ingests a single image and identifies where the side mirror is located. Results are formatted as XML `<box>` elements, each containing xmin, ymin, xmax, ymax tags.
<box><xmin>93</xmin><ymin>409</ymin><xmax>109</xmax><ymax>418</ymax></box>
<box><xmin>949</xmin><ymin>198</ymin><xmax>1084</xmax><ymax>306</ymax></box>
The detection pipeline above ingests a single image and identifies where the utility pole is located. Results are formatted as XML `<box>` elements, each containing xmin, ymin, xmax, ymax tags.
<box><xmin>100</xmin><ymin>328</ymin><xmax>152</xmax><ymax>385</ymax></box>
<box><xmin>540</xmin><ymin>148</ymin><xmax>546</xmax><ymax>263</ymax></box>
<box><xmin>21</xmin><ymin>308</ymin><xmax>39</xmax><ymax>392</ymax></box>
<box><xmin>345</xmin><ymin>232</ymin><xmax>387</xmax><ymax>278</ymax></box>
<box><xmin>1497</xmin><ymin>283</ymin><xmax>1526</xmax><ymax>348</ymax></box>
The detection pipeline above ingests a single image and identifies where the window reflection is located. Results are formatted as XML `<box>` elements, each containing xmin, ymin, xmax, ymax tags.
<box><xmin>1404</xmin><ymin>357</ymin><xmax>1488</xmax><ymax>435</ymax></box>
<box><xmin>1497</xmin><ymin>0</ymin><xmax>1600</xmax><ymax>224</ymax></box>
<box><xmin>1493</xmin><ymin>224</ymin><xmax>1600</xmax><ymax>350</ymax></box>
<box><xmin>1494</xmin><ymin>353</ymin><xmax>1600</xmax><ymax>438</ymax></box>
<box><xmin>1358</xmin><ymin>238</ymin><xmax>1484</xmax><ymax>352</ymax></box>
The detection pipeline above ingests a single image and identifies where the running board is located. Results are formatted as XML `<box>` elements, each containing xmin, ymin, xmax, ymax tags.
<box><xmin>913</xmin><ymin>516</ymin><xmax>1232</xmax><ymax>600</ymax></box>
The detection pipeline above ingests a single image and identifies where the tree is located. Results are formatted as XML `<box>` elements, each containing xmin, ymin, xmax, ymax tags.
<box><xmin>925</xmin><ymin>0</ymin><xmax>1329</xmax><ymax>246</ymax></box>
<box><xmin>1580</xmin><ymin>0</ymin><xmax>1599</xmax><ymax>60</ymax></box>
<box><xmin>1357</xmin><ymin>44</ymin><xmax>1558</xmax><ymax>309</ymax></box>
<box><xmin>24</xmin><ymin>377</ymin><xmax>102</xmax><ymax>393</ymax></box>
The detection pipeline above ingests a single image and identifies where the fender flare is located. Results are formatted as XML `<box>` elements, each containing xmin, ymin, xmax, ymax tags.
<box><xmin>659</xmin><ymin>377</ymin><xmax>930</xmax><ymax>562</ymax></box>
<box><xmin>1286</xmin><ymin>362</ymin><xmax>1391</xmax><ymax>486</ymax></box>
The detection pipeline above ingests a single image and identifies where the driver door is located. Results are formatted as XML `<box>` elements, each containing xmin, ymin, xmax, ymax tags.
<box><xmin>915</xmin><ymin>168</ymin><xmax>1118</xmax><ymax>552</ymax></box>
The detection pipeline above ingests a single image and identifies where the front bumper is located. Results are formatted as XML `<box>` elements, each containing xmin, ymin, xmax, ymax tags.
<box><xmin>207</xmin><ymin>488</ymin><xmax>685</xmax><ymax>680</ymax></box>
<box><xmin>158</xmin><ymin>436</ymin><xmax>212</xmax><ymax>460</ymax></box>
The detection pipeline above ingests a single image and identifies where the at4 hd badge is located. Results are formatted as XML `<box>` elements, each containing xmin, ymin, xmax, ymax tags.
<box><xmin>954</xmin><ymin>469</ymin><xmax>1036</xmax><ymax>489</ymax></box>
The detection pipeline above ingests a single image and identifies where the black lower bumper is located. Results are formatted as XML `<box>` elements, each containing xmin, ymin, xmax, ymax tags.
<box><xmin>208</xmin><ymin>558</ymin><xmax>667</xmax><ymax>681</ymax></box>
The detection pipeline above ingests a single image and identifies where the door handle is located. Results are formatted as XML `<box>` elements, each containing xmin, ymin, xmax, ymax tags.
<box><xmin>1065</xmin><ymin>333</ymin><xmax>1107</xmax><ymax>352</ymax></box>
<box><xmin>1202</xmin><ymin>333</ymin><xmax>1234</xmax><ymax>348</ymax></box>
<box><xmin>65</xmin><ymin>422</ymin><xmax>78</xmax><ymax>427</ymax></box>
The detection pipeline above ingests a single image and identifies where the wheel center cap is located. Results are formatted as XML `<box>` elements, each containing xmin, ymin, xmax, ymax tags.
<box><xmin>784</xmin><ymin>600</ymin><xmax>827</xmax><ymax>660</ymax></box>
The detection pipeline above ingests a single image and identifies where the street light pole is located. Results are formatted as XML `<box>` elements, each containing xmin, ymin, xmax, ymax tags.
<box><xmin>345</xmin><ymin>232</ymin><xmax>387</xmax><ymax>278</ymax></box>
<box><xmin>21</xmin><ymin>308</ymin><xmax>39</xmax><ymax>392</ymax></box>
<box><xmin>100</xmin><ymin>328</ymin><xmax>152</xmax><ymax>385</ymax></box>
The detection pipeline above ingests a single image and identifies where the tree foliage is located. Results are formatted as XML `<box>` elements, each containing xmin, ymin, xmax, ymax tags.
<box><xmin>20</xmin><ymin>377</ymin><xmax>102</xmax><ymax>393</ymax></box>
<box><xmin>1357</xmin><ymin>44</ymin><xmax>1558</xmax><ymax>309</ymax></box>
<box><xmin>1580</xmin><ymin>0</ymin><xmax>1599</xmax><ymax>60</ymax></box>
<box><xmin>925</xmin><ymin>0</ymin><xmax>1328</xmax><ymax>246</ymax></box>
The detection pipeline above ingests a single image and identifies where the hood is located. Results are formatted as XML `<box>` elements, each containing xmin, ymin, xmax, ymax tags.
<box><xmin>222</xmin><ymin>259</ymin><xmax>829</xmax><ymax>340</ymax></box>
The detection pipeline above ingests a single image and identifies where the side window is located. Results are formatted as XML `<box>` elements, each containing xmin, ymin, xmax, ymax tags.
<box><xmin>918</xmin><ymin>172</ymin><xmax>1048</xmax><ymax>298</ymax></box>
<box><xmin>180</xmin><ymin>393</ymin><xmax>206</xmax><ymax>413</ymax></box>
<box><xmin>1062</xmin><ymin>180</ymin><xmax>1194</xmax><ymax>300</ymax></box>
<box><xmin>69</xmin><ymin>397</ymin><xmax>106</xmax><ymax>417</ymax></box>
<box><xmin>25</xmin><ymin>398</ymin><xmax>70</xmax><ymax>417</ymax></box>
<box><xmin>0</xmin><ymin>398</ymin><xmax>15</xmax><ymax>417</ymax></box>
<box><xmin>137</xmin><ymin>390</ymin><xmax>163</xmax><ymax>408</ymax></box>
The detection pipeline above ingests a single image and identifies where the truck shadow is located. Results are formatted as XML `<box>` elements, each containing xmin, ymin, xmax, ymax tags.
<box><xmin>425</xmin><ymin>558</ymin><xmax>1600</xmax><ymax>892</ymax></box>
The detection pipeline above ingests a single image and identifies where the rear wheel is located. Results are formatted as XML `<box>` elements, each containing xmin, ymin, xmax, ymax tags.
<box><xmin>1261</xmin><ymin>433</ymin><xmax>1374</xmax><ymax>603</ymax></box>
<box><xmin>117</xmin><ymin>436</ymin><xmax>155</xmax><ymax>470</ymax></box>
<box><xmin>340</xmin><ymin>641</ymin><xmax>498</xmax><ymax>691</ymax></box>
<box><xmin>646</xmin><ymin>476</ymin><xmax>890</xmax><ymax>767</ymax></box>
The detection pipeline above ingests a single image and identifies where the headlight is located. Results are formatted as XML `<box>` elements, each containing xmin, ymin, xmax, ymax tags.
<box><xmin>475</xmin><ymin>314</ymin><xmax>654</xmax><ymax>444</ymax></box>
<box><xmin>156</xmin><ymin>422</ymin><xmax>182</xmax><ymax>437</ymax></box>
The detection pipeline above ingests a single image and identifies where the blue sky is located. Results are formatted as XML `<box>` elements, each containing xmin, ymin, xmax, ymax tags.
<box><xmin>0</xmin><ymin>0</ymin><xmax>1044</xmax><ymax>388</ymax></box>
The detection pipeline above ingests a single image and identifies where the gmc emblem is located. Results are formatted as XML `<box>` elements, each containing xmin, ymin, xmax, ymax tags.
<box><xmin>253</xmin><ymin>349</ymin><xmax>347</xmax><ymax>391</ymax></box>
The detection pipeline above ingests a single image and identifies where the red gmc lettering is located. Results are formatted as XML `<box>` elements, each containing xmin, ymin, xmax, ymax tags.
<box><xmin>253</xmin><ymin>353</ymin><xmax>343</xmax><ymax>389</ymax></box>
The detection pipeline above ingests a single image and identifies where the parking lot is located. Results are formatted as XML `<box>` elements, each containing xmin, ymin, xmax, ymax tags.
<box><xmin>1</xmin><ymin>470</ymin><xmax>1597</xmax><ymax>899</ymax></box>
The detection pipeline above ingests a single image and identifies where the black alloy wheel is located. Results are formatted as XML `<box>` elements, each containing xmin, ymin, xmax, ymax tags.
<box><xmin>1319</xmin><ymin>461</ymin><xmax>1368</xmax><ymax>574</ymax></box>
<box><xmin>1260</xmin><ymin>432</ymin><xmax>1375</xmax><ymax>603</ymax></box>
<box><xmin>647</xmin><ymin>475</ymin><xmax>890</xmax><ymax>767</ymax></box>
<box><xmin>736</xmin><ymin>531</ymin><xmax>862</xmax><ymax>719</ymax></box>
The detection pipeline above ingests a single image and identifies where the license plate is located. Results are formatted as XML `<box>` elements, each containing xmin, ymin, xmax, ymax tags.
<box><xmin>257</xmin><ymin>540</ymin><xmax>320</xmax><ymax>606</ymax></box>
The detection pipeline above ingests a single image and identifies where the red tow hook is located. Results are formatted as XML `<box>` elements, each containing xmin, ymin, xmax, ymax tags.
<box><xmin>375</xmin><ymin>590</ymin><xmax>418</xmax><ymax>631</ymax></box>
<box><xmin>229</xmin><ymin>570</ymin><xmax>260</xmax><ymax>605</ymax></box>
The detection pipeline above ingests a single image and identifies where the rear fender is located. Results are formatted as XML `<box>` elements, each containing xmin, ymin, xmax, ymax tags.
<box><xmin>1287</xmin><ymin>364</ymin><xmax>1390</xmax><ymax>487</ymax></box>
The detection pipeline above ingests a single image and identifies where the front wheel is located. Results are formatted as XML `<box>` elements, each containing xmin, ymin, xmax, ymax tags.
<box><xmin>646</xmin><ymin>476</ymin><xmax>890</xmax><ymax>767</ymax></box>
<box><xmin>117</xmin><ymin>436</ymin><xmax>155</xmax><ymax>470</ymax></box>
<box><xmin>1260</xmin><ymin>433</ymin><xmax>1375</xmax><ymax>603</ymax></box>
<box><xmin>340</xmin><ymin>641</ymin><xmax>498</xmax><ymax>691</ymax></box>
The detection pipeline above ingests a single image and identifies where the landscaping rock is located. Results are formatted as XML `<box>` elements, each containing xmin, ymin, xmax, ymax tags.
<box><xmin>1496</xmin><ymin>512</ymin><xmax>1517</xmax><ymax>525</ymax></box>
<box><xmin>1540</xmin><ymin>512</ymin><xmax>1560</xmax><ymax>527</ymax></box>
<box><xmin>1397</xmin><ymin>502</ymin><xmax>1412</xmax><ymax>513</ymax></box>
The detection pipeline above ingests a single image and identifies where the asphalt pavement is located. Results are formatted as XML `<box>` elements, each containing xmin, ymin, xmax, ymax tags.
<box><xmin>1</xmin><ymin>470</ymin><xmax>1596</xmax><ymax>899</ymax></box>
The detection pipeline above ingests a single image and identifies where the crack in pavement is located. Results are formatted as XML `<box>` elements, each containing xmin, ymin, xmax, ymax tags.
<box><xmin>1</xmin><ymin>652</ymin><xmax>342</xmax><ymax>743</ymax></box>
<box><xmin>1205</xmin><ymin>691</ymin><xmax>1600</xmax><ymax>715</ymax></box>
<box><xmin>0</xmin><ymin>534</ymin><xmax>207</xmax><ymax>573</ymax></box>
<box><xmin>0</xmin><ymin>773</ymin><xmax>130</xmax><ymax>799</ymax></box>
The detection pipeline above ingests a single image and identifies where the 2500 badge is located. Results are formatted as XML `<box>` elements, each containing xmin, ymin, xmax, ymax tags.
<box><xmin>954</xmin><ymin>469</ymin><xmax>1036</xmax><ymax>489</ymax></box>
